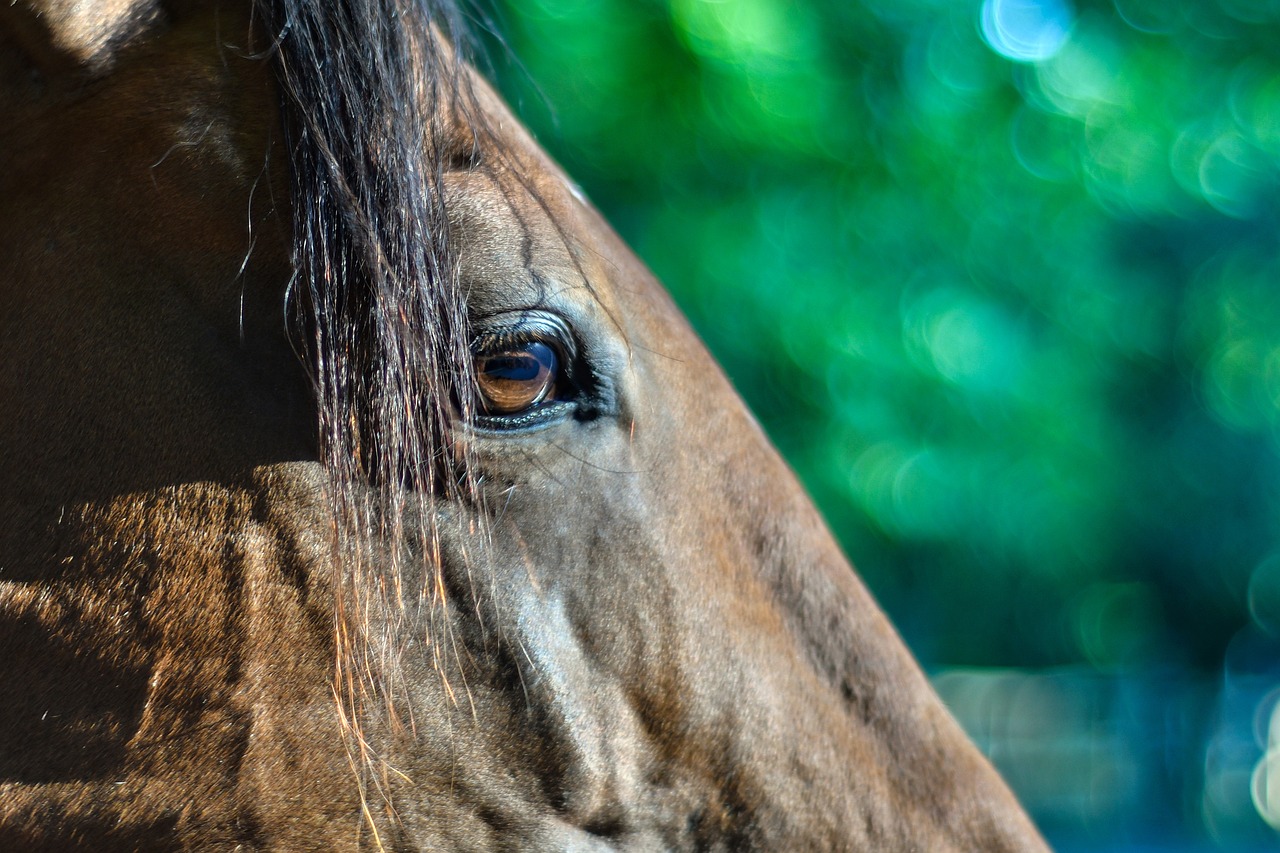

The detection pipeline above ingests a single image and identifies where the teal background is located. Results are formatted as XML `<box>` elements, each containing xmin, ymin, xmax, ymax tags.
<box><xmin>479</xmin><ymin>0</ymin><xmax>1280</xmax><ymax>848</ymax></box>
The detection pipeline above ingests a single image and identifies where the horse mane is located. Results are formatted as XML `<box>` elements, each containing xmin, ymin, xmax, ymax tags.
<box><xmin>261</xmin><ymin>0</ymin><xmax>492</xmax><ymax>826</ymax></box>
<box><xmin>267</xmin><ymin>0</ymin><xmax>483</xmax><ymax>490</ymax></box>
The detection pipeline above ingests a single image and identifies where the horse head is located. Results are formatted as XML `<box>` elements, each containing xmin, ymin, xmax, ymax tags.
<box><xmin>0</xmin><ymin>0</ymin><xmax>1049</xmax><ymax>848</ymax></box>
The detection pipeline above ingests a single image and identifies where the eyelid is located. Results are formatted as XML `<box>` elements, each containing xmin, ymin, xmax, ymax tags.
<box><xmin>471</xmin><ymin>313</ymin><xmax>578</xmax><ymax>369</ymax></box>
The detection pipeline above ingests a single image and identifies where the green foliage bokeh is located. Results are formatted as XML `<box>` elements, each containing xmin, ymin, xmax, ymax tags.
<box><xmin>480</xmin><ymin>0</ymin><xmax>1280</xmax><ymax>676</ymax></box>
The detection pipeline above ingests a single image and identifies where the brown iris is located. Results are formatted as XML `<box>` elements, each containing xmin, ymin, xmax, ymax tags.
<box><xmin>474</xmin><ymin>341</ymin><xmax>559</xmax><ymax>416</ymax></box>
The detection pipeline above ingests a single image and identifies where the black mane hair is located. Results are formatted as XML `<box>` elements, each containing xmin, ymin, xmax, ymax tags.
<box><xmin>266</xmin><ymin>0</ymin><xmax>481</xmax><ymax>493</ymax></box>
<box><xmin>259</xmin><ymin>0</ymin><xmax>492</xmax><ymax>820</ymax></box>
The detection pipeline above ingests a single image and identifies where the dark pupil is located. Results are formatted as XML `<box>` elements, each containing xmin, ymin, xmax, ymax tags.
<box><xmin>487</xmin><ymin>351</ymin><xmax>544</xmax><ymax>382</ymax></box>
<box><xmin>475</xmin><ymin>341</ymin><xmax>557</xmax><ymax>415</ymax></box>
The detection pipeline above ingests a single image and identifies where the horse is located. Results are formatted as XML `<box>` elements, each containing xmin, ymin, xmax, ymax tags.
<box><xmin>0</xmin><ymin>0</ymin><xmax>1051</xmax><ymax>848</ymax></box>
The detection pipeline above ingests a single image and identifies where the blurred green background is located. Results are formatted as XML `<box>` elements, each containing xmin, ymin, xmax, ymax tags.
<box><xmin>477</xmin><ymin>0</ymin><xmax>1280</xmax><ymax>848</ymax></box>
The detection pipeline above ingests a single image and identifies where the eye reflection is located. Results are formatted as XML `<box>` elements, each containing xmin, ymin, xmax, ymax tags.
<box><xmin>474</xmin><ymin>340</ymin><xmax>559</xmax><ymax>416</ymax></box>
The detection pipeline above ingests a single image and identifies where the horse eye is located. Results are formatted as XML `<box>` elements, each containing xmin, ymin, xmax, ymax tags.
<box><xmin>474</xmin><ymin>341</ymin><xmax>559</xmax><ymax>416</ymax></box>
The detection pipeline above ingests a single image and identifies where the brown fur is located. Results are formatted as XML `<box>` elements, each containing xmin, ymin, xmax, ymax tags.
<box><xmin>0</xmin><ymin>1</ymin><xmax>1051</xmax><ymax>849</ymax></box>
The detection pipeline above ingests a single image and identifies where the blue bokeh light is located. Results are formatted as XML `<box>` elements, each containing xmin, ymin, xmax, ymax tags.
<box><xmin>981</xmin><ymin>0</ymin><xmax>1074</xmax><ymax>63</ymax></box>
